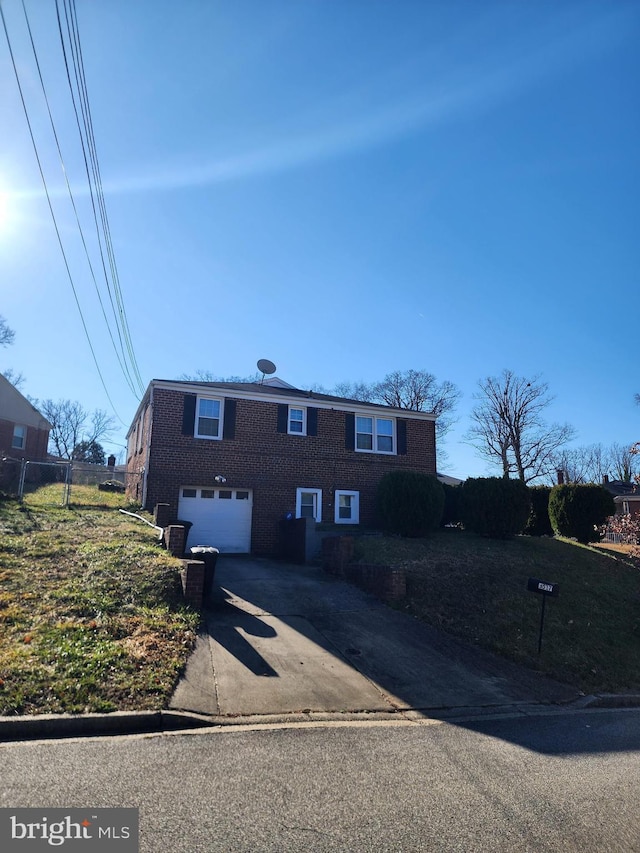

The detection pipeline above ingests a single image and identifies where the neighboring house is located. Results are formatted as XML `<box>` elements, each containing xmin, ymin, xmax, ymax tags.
<box><xmin>126</xmin><ymin>376</ymin><xmax>437</xmax><ymax>555</ymax></box>
<box><xmin>603</xmin><ymin>475</ymin><xmax>640</xmax><ymax>518</ymax></box>
<box><xmin>0</xmin><ymin>373</ymin><xmax>51</xmax><ymax>461</ymax></box>
<box><xmin>613</xmin><ymin>492</ymin><xmax>640</xmax><ymax>519</ymax></box>
<box><xmin>437</xmin><ymin>472</ymin><xmax>463</xmax><ymax>487</ymax></box>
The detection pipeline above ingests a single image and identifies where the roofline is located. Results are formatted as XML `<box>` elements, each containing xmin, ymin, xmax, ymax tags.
<box><xmin>127</xmin><ymin>379</ymin><xmax>437</xmax><ymax>432</ymax></box>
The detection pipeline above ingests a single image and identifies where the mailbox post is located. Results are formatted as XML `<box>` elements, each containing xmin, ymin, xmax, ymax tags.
<box><xmin>527</xmin><ymin>578</ymin><xmax>559</xmax><ymax>654</ymax></box>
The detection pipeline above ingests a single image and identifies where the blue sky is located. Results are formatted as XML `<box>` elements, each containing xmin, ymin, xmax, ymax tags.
<box><xmin>0</xmin><ymin>0</ymin><xmax>637</xmax><ymax>477</ymax></box>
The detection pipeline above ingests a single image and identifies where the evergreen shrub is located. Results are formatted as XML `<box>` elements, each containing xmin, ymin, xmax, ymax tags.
<box><xmin>524</xmin><ymin>486</ymin><xmax>553</xmax><ymax>536</ymax></box>
<box><xmin>548</xmin><ymin>484</ymin><xmax>615</xmax><ymax>543</ymax></box>
<box><xmin>440</xmin><ymin>482</ymin><xmax>463</xmax><ymax>527</ymax></box>
<box><xmin>376</xmin><ymin>470</ymin><xmax>445</xmax><ymax>537</ymax></box>
<box><xmin>461</xmin><ymin>477</ymin><xmax>531</xmax><ymax>539</ymax></box>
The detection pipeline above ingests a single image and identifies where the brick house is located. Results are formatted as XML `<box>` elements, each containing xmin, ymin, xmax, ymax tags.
<box><xmin>0</xmin><ymin>373</ymin><xmax>51</xmax><ymax>461</ymax></box>
<box><xmin>603</xmin><ymin>475</ymin><xmax>640</xmax><ymax>519</ymax></box>
<box><xmin>126</xmin><ymin>377</ymin><xmax>437</xmax><ymax>555</ymax></box>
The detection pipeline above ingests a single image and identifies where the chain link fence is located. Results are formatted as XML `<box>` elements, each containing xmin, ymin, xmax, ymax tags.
<box><xmin>0</xmin><ymin>457</ymin><xmax>133</xmax><ymax>506</ymax></box>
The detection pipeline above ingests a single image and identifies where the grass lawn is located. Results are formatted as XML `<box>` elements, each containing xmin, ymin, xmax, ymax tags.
<box><xmin>0</xmin><ymin>485</ymin><xmax>199</xmax><ymax>715</ymax></box>
<box><xmin>355</xmin><ymin>530</ymin><xmax>640</xmax><ymax>694</ymax></box>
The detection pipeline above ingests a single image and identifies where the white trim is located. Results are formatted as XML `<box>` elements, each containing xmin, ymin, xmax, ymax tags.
<box><xmin>11</xmin><ymin>424</ymin><xmax>26</xmax><ymax>450</ymax></box>
<box><xmin>195</xmin><ymin>395</ymin><xmax>224</xmax><ymax>440</ymax></box>
<box><xmin>296</xmin><ymin>487</ymin><xmax>322</xmax><ymax>522</ymax></box>
<box><xmin>144</xmin><ymin>380</ymin><xmax>437</xmax><ymax>421</ymax></box>
<box><xmin>355</xmin><ymin>415</ymin><xmax>395</xmax><ymax>455</ymax></box>
<box><xmin>288</xmin><ymin>405</ymin><xmax>307</xmax><ymax>436</ymax></box>
<box><xmin>335</xmin><ymin>490</ymin><xmax>359</xmax><ymax>524</ymax></box>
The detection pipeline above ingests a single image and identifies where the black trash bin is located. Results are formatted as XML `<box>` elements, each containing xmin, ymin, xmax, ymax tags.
<box><xmin>189</xmin><ymin>546</ymin><xmax>220</xmax><ymax>599</ymax></box>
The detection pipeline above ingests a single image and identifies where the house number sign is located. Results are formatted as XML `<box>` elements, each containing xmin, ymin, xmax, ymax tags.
<box><xmin>526</xmin><ymin>577</ymin><xmax>559</xmax><ymax>654</ymax></box>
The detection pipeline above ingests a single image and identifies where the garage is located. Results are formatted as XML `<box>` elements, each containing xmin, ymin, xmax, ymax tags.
<box><xmin>178</xmin><ymin>486</ymin><xmax>253</xmax><ymax>554</ymax></box>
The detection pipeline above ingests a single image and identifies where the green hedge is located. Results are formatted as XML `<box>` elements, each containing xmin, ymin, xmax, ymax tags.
<box><xmin>548</xmin><ymin>484</ymin><xmax>615</xmax><ymax>543</ymax></box>
<box><xmin>461</xmin><ymin>477</ymin><xmax>531</xmax><ymax>539</ymax></box>
<box><xmin>524</xmin><ymin>486</ymin><xmax>553</xmax><ymax>537</ymax></box>
<box><xmin>440</xmin><ymin>482</ymin><xmax>463</xmax><ymax>527</ymax></box>
<box><xmin>376</xmin><ymin>470</ymin><xmax>444</xmax><ymax>537</ymax></box>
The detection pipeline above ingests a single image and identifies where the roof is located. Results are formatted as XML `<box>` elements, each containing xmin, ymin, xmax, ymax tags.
<box><xmin>0</xmin><ymin>374</ymin><xmax>52</xmax><ymax>431</ymax></box>
<box><xmin>604</xmin><ymin>480</ymin><xmax>638</xmax><ymax>497</ymax></box>
<box><xmin>128</xmin><ymin>377</ymin><xmax>438</xmax><ymax>434</ymax></box>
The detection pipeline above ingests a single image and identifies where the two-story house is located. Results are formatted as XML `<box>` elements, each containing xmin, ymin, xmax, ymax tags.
<box><xmin>126</xmin><ymin>377</ymin><xmax>437</xmax><ymax>555</ymax></box>
<box><xmin>0</xmin><ymin>373</ymin><xmax>51</xmax><ymax>461</ymax></box>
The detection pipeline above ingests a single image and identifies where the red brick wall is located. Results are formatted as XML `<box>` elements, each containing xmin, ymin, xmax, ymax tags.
<box><xmin>137</xmin><ymin>388</ymin><xmax>437</xmax><ymax>554</ymax></box>
<box><xmin>0</xmin><ymin>419</ymin><xmax>49</xmax><ymax>461</ymax></box>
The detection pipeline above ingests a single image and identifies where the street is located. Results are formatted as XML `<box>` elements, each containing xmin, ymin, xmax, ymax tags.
<box><xmin>1</xmin><ymin>708</ymin><xmax>639</xmax><ymax>852</ymax></box>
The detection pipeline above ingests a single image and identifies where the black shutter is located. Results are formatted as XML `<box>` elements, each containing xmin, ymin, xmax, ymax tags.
<box><xmin>345</xmin><ymin>413</ymin><xmax>355</xmax><ymax>450</ymax></box>
<box><xmin>182</xmin><ymin>394</ymin><xmax>196</xmax><ymax>436</ymax></box>
<box><xmin>277</xmin><ymin>404</ymin><xmax>288</xmax><ymax>433</ymax></box>
<box><xmin>223</xmin><ymin>399</ymin><xmax>236</xmax><ymax>439</ymax></box>
<box><xmin>397</xmin><ymin>419</ymin><xmax>407</xmax><ymax>455</ymax></box>
<box><xmin>307</xmin><ymin>407</ymin><xmax>318</xmax><ymax>436</ymax></box>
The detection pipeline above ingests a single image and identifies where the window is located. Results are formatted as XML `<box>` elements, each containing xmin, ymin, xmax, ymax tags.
<box><xmin>355</xmin><ymin>416</ymin><xmax>394</xmax><ymax>454</ymax></box>
<box><xmin>219</xmin><ymin>490</ymin><xmax>232</xmax><ymax>499</ymax></box>
<box><xmin>182</xmin><ymin>488</ymin><xmax>197</xmax><ymax>498</ymax></box>
<box><xmin>296</xmin><ymin>488</ymin><xmax>322</xmax><ymax>522</ymax></box>
<box><xmin>288</xmin><ymin>407</ymin><xmax>306</xmax><ymax>435</ymax></box>
<box><xmin>201</xmin><ymin>490</ymin><xmax>216</xmax><ymax>499</ymax></box>
<box><xmin>335</xmin><ymin>490</ymin><xmax>359</xmax><ymax>524</ymax></box>
<box><xmin>11</xmin><ymin>425</ymin><xmax>26</xmax><ymax>450</ymax></box>
<box><xmin>195</xmin><ymin>396</ymin><xmax>222</xmax><ymax>439</ymax></box>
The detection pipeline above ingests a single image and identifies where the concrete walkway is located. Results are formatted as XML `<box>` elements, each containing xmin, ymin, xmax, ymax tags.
<box><xmin>169</xmin><ymin>557</ymin><xmax>579</xmax><ymax>721</ymax></box>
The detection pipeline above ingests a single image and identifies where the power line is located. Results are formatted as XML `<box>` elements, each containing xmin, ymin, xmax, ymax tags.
<box><xmin>19</xmin><ymin>0</ymin><xmax>140</xmax><ymax>399</ymax></box>
<box><xmin>0</xmin><ymin>2</ymin><xmax>127</xmax><ymax>427</ymax></box>
<box><xmin>56</xmin><ymin>0</ymin><xmax>145</xmax><ymax>396</ymax></box>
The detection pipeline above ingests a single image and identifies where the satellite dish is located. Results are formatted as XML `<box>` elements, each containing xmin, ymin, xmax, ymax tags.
<box><xmin>257</xmin><ymin>358</ymin><xmax>276</xmax><ymax>376</ymax></box>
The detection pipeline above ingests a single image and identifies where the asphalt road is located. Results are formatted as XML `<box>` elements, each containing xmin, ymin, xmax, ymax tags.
<box><xmin>1</xmin><ymin>708</ymin><xmax>639</xmax><ymax>852</ymax></box>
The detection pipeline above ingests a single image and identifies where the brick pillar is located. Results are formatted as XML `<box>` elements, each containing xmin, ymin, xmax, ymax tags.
<box><xmin>180</xmin><ymin>560</ymin><xmax>204</xmax><ymax>610</ymax></box>
<box><xmin>154</xmin><ymin>503</ymin><xmax>172</xmax><ymax>528</ymax></box>
<box><xmin>164</xmin><ymin>525</ymin><xmax>186</xmax><ymax>557</ymax></box>
<box><xmin>321</xmin><ymin>536</ymin><xmax>354</xmax><ymax>575</ymax></box>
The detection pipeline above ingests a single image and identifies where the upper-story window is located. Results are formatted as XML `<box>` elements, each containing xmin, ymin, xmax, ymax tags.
<box><xmin>355</xmin><ymin>416</ymin><xmax>394</xmax><ymax>454</ymax></box>
<box><xmin>288</xmin><ymin>407</ymin><xmax>306</xmax><ymax>435</ymax></box>
<box><xmin>196</xmin><ymin>396</ymin><xmax>223</xmax><ymax>439</ymax></box>
<box><xmin>12</xmin><ymin>424</ymin><xmax>26</xmax><ymax>449</ymax></box>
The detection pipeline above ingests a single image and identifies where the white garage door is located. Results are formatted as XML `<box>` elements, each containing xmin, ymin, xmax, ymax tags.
<box><xmin>178</xmin><ymin>486</ymin><xmax>253</xmax><ymax>554</ymax></box>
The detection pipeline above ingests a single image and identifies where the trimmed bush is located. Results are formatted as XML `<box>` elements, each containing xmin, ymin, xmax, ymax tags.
<box><xmin>524</xmin><ymin>486</ymin><xmax>553</xmax><ymax>537</ymax></box>
<box><xmin>440</xmin><ymin>482</ymin><xmax>463</xmax><ymax>527</ymax></box>
<box><xmin>461</xmin><ymin>477</ymin><xmax>531</xmax><ymax>539</ymax></box>
<box><xmin>376</xmin><ymin>471</ymin><xmax>445</xmax><ymax>537</ymax></box>
<box><xmin>548</xmin><ymin>484</ymin><xmax>615</xmax><ymax>544</ymax></box>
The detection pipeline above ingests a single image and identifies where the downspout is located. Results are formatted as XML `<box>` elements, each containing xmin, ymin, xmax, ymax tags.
<box><xmin>141</xmin><ymin>384</ymin><xmax>153</xmax><ymax>510</ymax></box>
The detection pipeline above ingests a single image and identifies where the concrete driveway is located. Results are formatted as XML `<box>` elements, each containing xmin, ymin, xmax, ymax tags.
<box><xmin>169</xmin><ymin>557</ymin><xmax>578</xmax><ymax>721</ymax></box>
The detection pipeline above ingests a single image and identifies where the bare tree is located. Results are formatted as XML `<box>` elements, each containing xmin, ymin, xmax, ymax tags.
<box><xmin>551</xmin><ymin>443</ymin><xmax>609</xmax><ymax>485</ymax></box>
<box><xmin>0</xmin><ymin>316</ymin><xmax>15</xmax><ymax>348</ymax></box>
<box><xmin>332</xmin><ymin>381</ymin><xmax>375</xmax><ymax>402</ymax></box>
<box><xmin>609</xmin><ymin>442</ymin><xmax>638</xmax><ymax>482</ymax></box>
<box><xmin>178</xmin><ymin>370</ymin><xmax>260</xmax><ymax>383</ymax></box>
<box><xmin>1</xmin><ymin>368</ymin><xmax>25</xmax><ymax>390</ymax></box>
<box><xmin>36</xmin><ymin>399</ymin><xmax>115</xmax><ymax>459</ymax></box>
<box><xmin>333</xmin><ymin>370</ymin><xmax>461</xmax><ymax>438</ymax></box>
<box><xmin>467</xmin><ymin>370</ymin><xmax>575</xmax><ymax>483</ymax></box>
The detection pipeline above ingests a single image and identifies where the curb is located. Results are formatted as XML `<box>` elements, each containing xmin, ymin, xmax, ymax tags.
<box><xmin>2</xmin><ymin>695</ymin><xmax>640</xmax><ymax>742</ymax></box>
<box><xmin>0</xmin><ymin>710</ymin><xmax>216</xmax><ymax>743</ymax></box>
<box><xmin>571</xmin><ymin>693</ymin><xmax>640</xmax><ymax>709</ymax></box>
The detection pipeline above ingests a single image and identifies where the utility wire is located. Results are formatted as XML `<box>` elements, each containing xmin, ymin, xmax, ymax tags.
<box><xmin>56</xmin><ymin>0</ymin><xmax>145</xmax><ymax>396</ymax></box>
<box><xmin>66</xmin><ymin>0</ymin><xmax>145</xmax><ymax>395</ymax></box>
<box><xmin>0</xmin><ymin>2</ymin><xmax>127</xmax><ymax>427</ymax></box>
<box><xmin>19</xmin><ymin>0</ymin><xmax>140</xmax><ymax>399</ymax></box>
